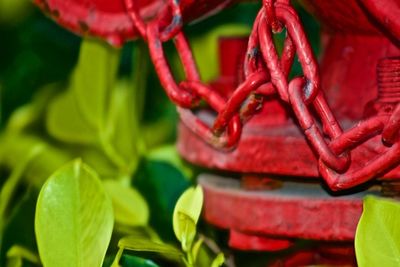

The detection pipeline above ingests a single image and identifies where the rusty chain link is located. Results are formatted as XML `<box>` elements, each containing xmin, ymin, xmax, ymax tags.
<box><xmin>124</xmin><ymin>0</ymin><xmax>400</xmax><ymax>190</ymax></box>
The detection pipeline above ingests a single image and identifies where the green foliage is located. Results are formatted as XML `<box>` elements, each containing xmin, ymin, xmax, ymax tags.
<box><xmin>211</xmin><ymin>253</ymin><xmax>225</xmax><ymax>267</ymax></box>
<box><xmin>35</xmin><ymin>160</ymin><xmax>114</xmax><ymax>267</ymax></box>
<box><xmin>46</xmin><ymin>39</ymin><xmax>140</xmax><ymax>176</ymax></box>
<box><xmin>184</xmin><ymin>25</ymin><xmax>251</xmax><ymax>82</ymax></box>
<box><xmin>0</xmin><ymin>10</ymin><xmax>80</xmax><ymax>124</ymax></box>
<box><xmin>133</xmin><ymin>160</ymin><xmax>191</xmax><ymax>241</ymax></box>
<box><xmin>103</xmin><ymin>80</ymin><xmax>141</xmax><ymax>173</ymax></box>
<box><xmin>6</xmin><ymin>245</ymin><xmax>40</xmax><ymax>267</ymax></box>
<box><xmin>117</xmin><ymin>255</ymin><xmax>161</xmax><ymax>267</ymax></box>
<box><xmin>71</xmin><ymin>40</ymin><xmax>120</xmax><ymax>131</ymax></box>
<box><xmin>355</xmin><ymin>196</ymin><xmax>400</xmax><ymax>267</ymax></box>
<box><xmin>118</xmin><ymin>234</ymin><xmax>183</xmax><ymax>260</ymax></box>
<box><xmin>173</xmin><ymin>186</ymin><xmax>204</xmax><ymax>252</ymax></box>
<box><xmin>112</xmin><ymin>187</ymin><xmax>224</xmax><ymax>267</ymax></box>
<box><xmin>0</xmin><ymin>145</ymin><xmax>44</xmax><ymax>227</ymax></box>
<box><xmin>47</xmin><ymin>90</ymin><xmax>98</xmax><ymax>144</ymax></box>
<box><xmin>191</xmin><ymin>238</ymin><xmax>204</xmax><ymax>263</ymax></box>
<box><xmin>0</xmin><ymin>188</ymin><xmax>38</xmax><ymax>265</ymax></box>
<box><xmin>0</xmin><ymin>133</ymin><xmax>73</xmax><ymax>188</ymax></box>
<box><xmin>0</xmin><ymin>0</ymin><xmax>32</xmax><ymax>25</ymax></box>
<box><xmin>103</xmin><ymin>180</ymin><xmax>149</xmax><ymax>227</ymax></box>
<box><xmin>45</xmin><ymin>39</ymin><xmax>117</xmax><ymax>142</ymax></box>
<box><xmin>147</xmin><ymin>145</ymin><xmax>193</xmax><ymax>179</ymax></box>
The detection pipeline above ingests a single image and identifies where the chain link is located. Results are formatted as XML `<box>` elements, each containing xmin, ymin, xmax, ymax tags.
<box><xmin>382</xmin><ymin>103</ymin><xmax>400</xmax><ymax>146</ymax></box>
<box><xmin>288</xmin><ymin>78</ymin><xmax>350</xmax><ymax>172</ymax></box>
<box><xmin>319</xmin><ymin>116</ymin><xmax>400</xmax><ymax>190</ymax></box>
<box><xmin>125</xmin><ymin>0</ymin><xmax>400</xmax><ymax>190</ymax></box>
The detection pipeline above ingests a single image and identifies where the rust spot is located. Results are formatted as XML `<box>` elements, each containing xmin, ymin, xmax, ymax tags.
<box><xmin>51</xmin><ymin>9</ymin><xmax>60</xmax><ymax>18</ymax></box>
<box><xmin>78</xmin><ymin>21</ymin><xmax>90</xmax><ymax>33</ymax></box>
<box><xmin>248</xmin><ymin>47</ymin><xmax>259</xmax><ymax>59</ymax></box>
<box><xmin>40</xmin><ymin>1</ymin><xmax>51</xmax><ymax>15</ymax></box>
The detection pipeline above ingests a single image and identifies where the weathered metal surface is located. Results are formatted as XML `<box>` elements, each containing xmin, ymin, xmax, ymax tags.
<box><xmin>229</xmin><ymin>230</ymin><xmax>294</xmax><ymax>251</ymax></box>
<box><xmin>199</xmin><ymin>174</ymin><xmax>381</xmax><ymax>241</ymax></box>
<box><xmin>177</xmin><ymin>0</ymin><xmax>400</xmax><ymax>190</ymax></box>
<box><xmin>33</xmin><ymin>0</ymin><xmax>235</xmax><ymax>46</ymax></box>
<box><xmin>229</xmin><ymin>230</ymin><xmax>356</xmax><ymax>265</ymax></box>
<box><xmin>302</xmin><ymin>0</ymin><xmax>400</xmax><ymax>42</ymax></box>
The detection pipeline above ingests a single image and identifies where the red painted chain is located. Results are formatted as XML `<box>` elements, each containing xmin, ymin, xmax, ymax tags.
<box><xmin>125</xmin><ymin>0</ymin><xmax>276</xmax><ymax>149</ymax></box>
<box><xmin>258</xmin><ymin>2</ymin><xmax>400</xmax><ymax>189</ymax></box>
<box><xmin>125</xmin><ymin>0</ymin><xmax>400</xmax><ymax>190</ymax></box>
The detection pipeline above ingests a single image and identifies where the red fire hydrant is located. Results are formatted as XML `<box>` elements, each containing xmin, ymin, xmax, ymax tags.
<box><xmin>34</xmin><ymin>0</ymin><xmax>400</xmax><ymax>265</ymax></box>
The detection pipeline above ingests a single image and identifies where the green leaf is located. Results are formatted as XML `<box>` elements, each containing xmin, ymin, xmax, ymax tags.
<box><xmin>141</xmin><ymin>120</ymin><xmax>176</xmax><ymax>150</ymax></box>
<box><xmin>6</xmin><ymin>245</ymin><xmax>40</xmax><ymax>267</ymax></box>
<box><xmin>6</xmin><ymin>84</ymin><xmax>58</xmax><ymax>133</ymax></box>
<box><xmin>0</xmin><ymin>0</ymin><xmax>32</xmax><ymax>24</ymax></box>
<box><xmin>111</xmin><ymin>247</ymin><xmax>124</xmax><ymax>267</ymax></box>
<box><xmin>117</xmin><ymin>234</ymin><xmax>183</xmax><ymax>264</ymax></box>
<box><xmin>119</xmin><ymin>255</ymin><xmax>160</xmax><ymax>267</ymax></box>
<box><xmin>133</xmin><ymin>160</ymin><xmax>190</xmax><ymax>242</ymax></box>
<box><xmin>210</xmin><ymin>253</ymin><xmax>225</xmax><ymax>267</ymax></box>
<box><xmin>0</xmin><ymin>134</ymin><xmax>73</xmax><ymax>188</ymax></box>
<box><xmin>355</xmin><ymin>196</ymin><xmax>400</xmax><ymax>267</ymax></box>
<box><xmin>0</xmin><ymin>145</ymin><xmax>43</xmax><ymax>224</ymax></box>
<box><xmin>0</xmin><ymin>188</ymin><xmax>38</xmax><ymax>266</ymax></box>
<box><xmin>35</xmin><ymin>159</ymin><xmax>114</xmax><ymax>267</ymax></box>
<box><xmin>46</xmin><ymin>90</ymin><xmax>97</xmax><ymax>144</ymax></box>
<box><xmin>173</xmin><ymin>186</ymin><xmax>204</xmax><ymax>252</ymax></box>
<box><xmin>103</xmin><ymin>180</ymin><xmax>149</xmax><ymax>227</ymax></box>
<box><xmin>192</xmin><ymin>244</ymin><xmax>214</xmax><ymax>267</ymax></box>
<box><xmin>119</xmin><ymin>236</ymin><xmax>182</xmax><ymax>256</ymax></box>
<box><xmin>78</xmin><ymin>147</ymin><xmax>120</xmax><ymax>179</ymax></box>
<box><xmin>187</xmin><ymin>25</ymin><xmax>251</xmax><ymax>82</ymax></box>
<box><xmin>46</xmin><ymin>39</ymin><xmax>120</xmax><ymax>145</ymax></box>
<box><xmin>114</xmin><ymin>226</ymin><xmax>161</xmax><ymax>243</ymax></box>
<box><xmin>147</xmin><ymin>145</ymin><xmax>193</xmax><ymax>179</ymax></box>
<box><xmin>110</xmin><ymin>250</ymin><xmax>160</xmax><ymax>267</ymax></box>
<box><xmin>71</xmin><ymin>39</ymin><xmax>120</xmax><ymax>130</ymax></box>
<box><xmin>103</xmin><ymin>80</ymin><xmax>140</xmax><ymax>172</ymax></box>
<box><xmin>5</xmin><ymin>257</ymin><xmax>21</xmax><ymax>267</ymax></box>
<box><xmin>191</xmin><ymin>237</ymin><xmax>204</xmax><ymax>263</ymax></box>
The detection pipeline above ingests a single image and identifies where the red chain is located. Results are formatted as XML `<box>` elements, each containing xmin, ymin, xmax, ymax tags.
<box><xmin>124</xmin><ymin>0</ymin><xmax>400</xmax><ymax>190</ymax></box>
<box><xmin>382</xmin><ymin>103</ymin><xmax>400</xmax><ymax>145</ymax></box>
<box><xmin>319</xmin><ymin>115</ymin><xmax>400</xmax><ymax>191</ymax></box>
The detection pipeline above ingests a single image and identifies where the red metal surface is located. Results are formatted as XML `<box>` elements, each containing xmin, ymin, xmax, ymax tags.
<box><xmin>177</xmin><ymin>0</ymin><xmax>400</xmax><ymax>191</ymax></box>
<box><xmin>33</xmin><ymin>0</ymin><xmax>235</xmax><ymax>46</ymax></box>
<box><xmin>203</xmin><ymin>173</ymin><xmax>360</xmax><ymax>264</ymax></box>
<box><xmin>229</xmin><ymin>230</ymin><xmax>294</xmax><ymax>251</ymax></box>
<box><xmin>199</xmin><ymin>174</ymin><xmax>380</xmax><ymax>242</ymax></box>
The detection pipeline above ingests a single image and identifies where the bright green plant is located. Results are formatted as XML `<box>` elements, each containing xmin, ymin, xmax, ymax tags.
<box><xmin>35</xmin><ymin>159</ymin><xmax>114</xmax><ymax>267</ymax></box>
<box><xmin>111</xmin><ymin>186</ymin><xmax>225</xmax><ymax>267</ymax></box>
<box><xmin>355</xmin><ymin>196</ymin><xmax>400</xmax><ymax>267</ymax></box>
<box><xmin>0</xmin><ymin>34</ymin><xmax>221</xmax><ymax>267</ymax></box>
<box><xmin>6</xmin><ymin>245</ymin><xmax>40</xmax><ymax>267</ymax></box>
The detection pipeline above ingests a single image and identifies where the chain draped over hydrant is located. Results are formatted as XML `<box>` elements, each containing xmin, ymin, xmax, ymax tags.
<box><xmin>33</xmin><ymin>0</ymin><xmax>400</xmax><ymax>191</ymax></box>
<box><xmin>113</xmin><ymin>0</ymin><xmax>400</xmax><ymax>191</ymax></box>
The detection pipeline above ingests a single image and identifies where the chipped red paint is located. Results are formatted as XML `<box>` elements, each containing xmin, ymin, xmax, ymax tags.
<box><xmin>199</xmin><ymin>174</ymin><xmax>375</xmax><ymax>242</ymax></box>
<box><xmin>33</xmin><ymin>0</ymin><xmax>236</xmax><ymax>46</ymax></box>
<box><xmin>177</xmin><ymin>0</ymin><xmax>400</xmax><ymax>187</ymax></box>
